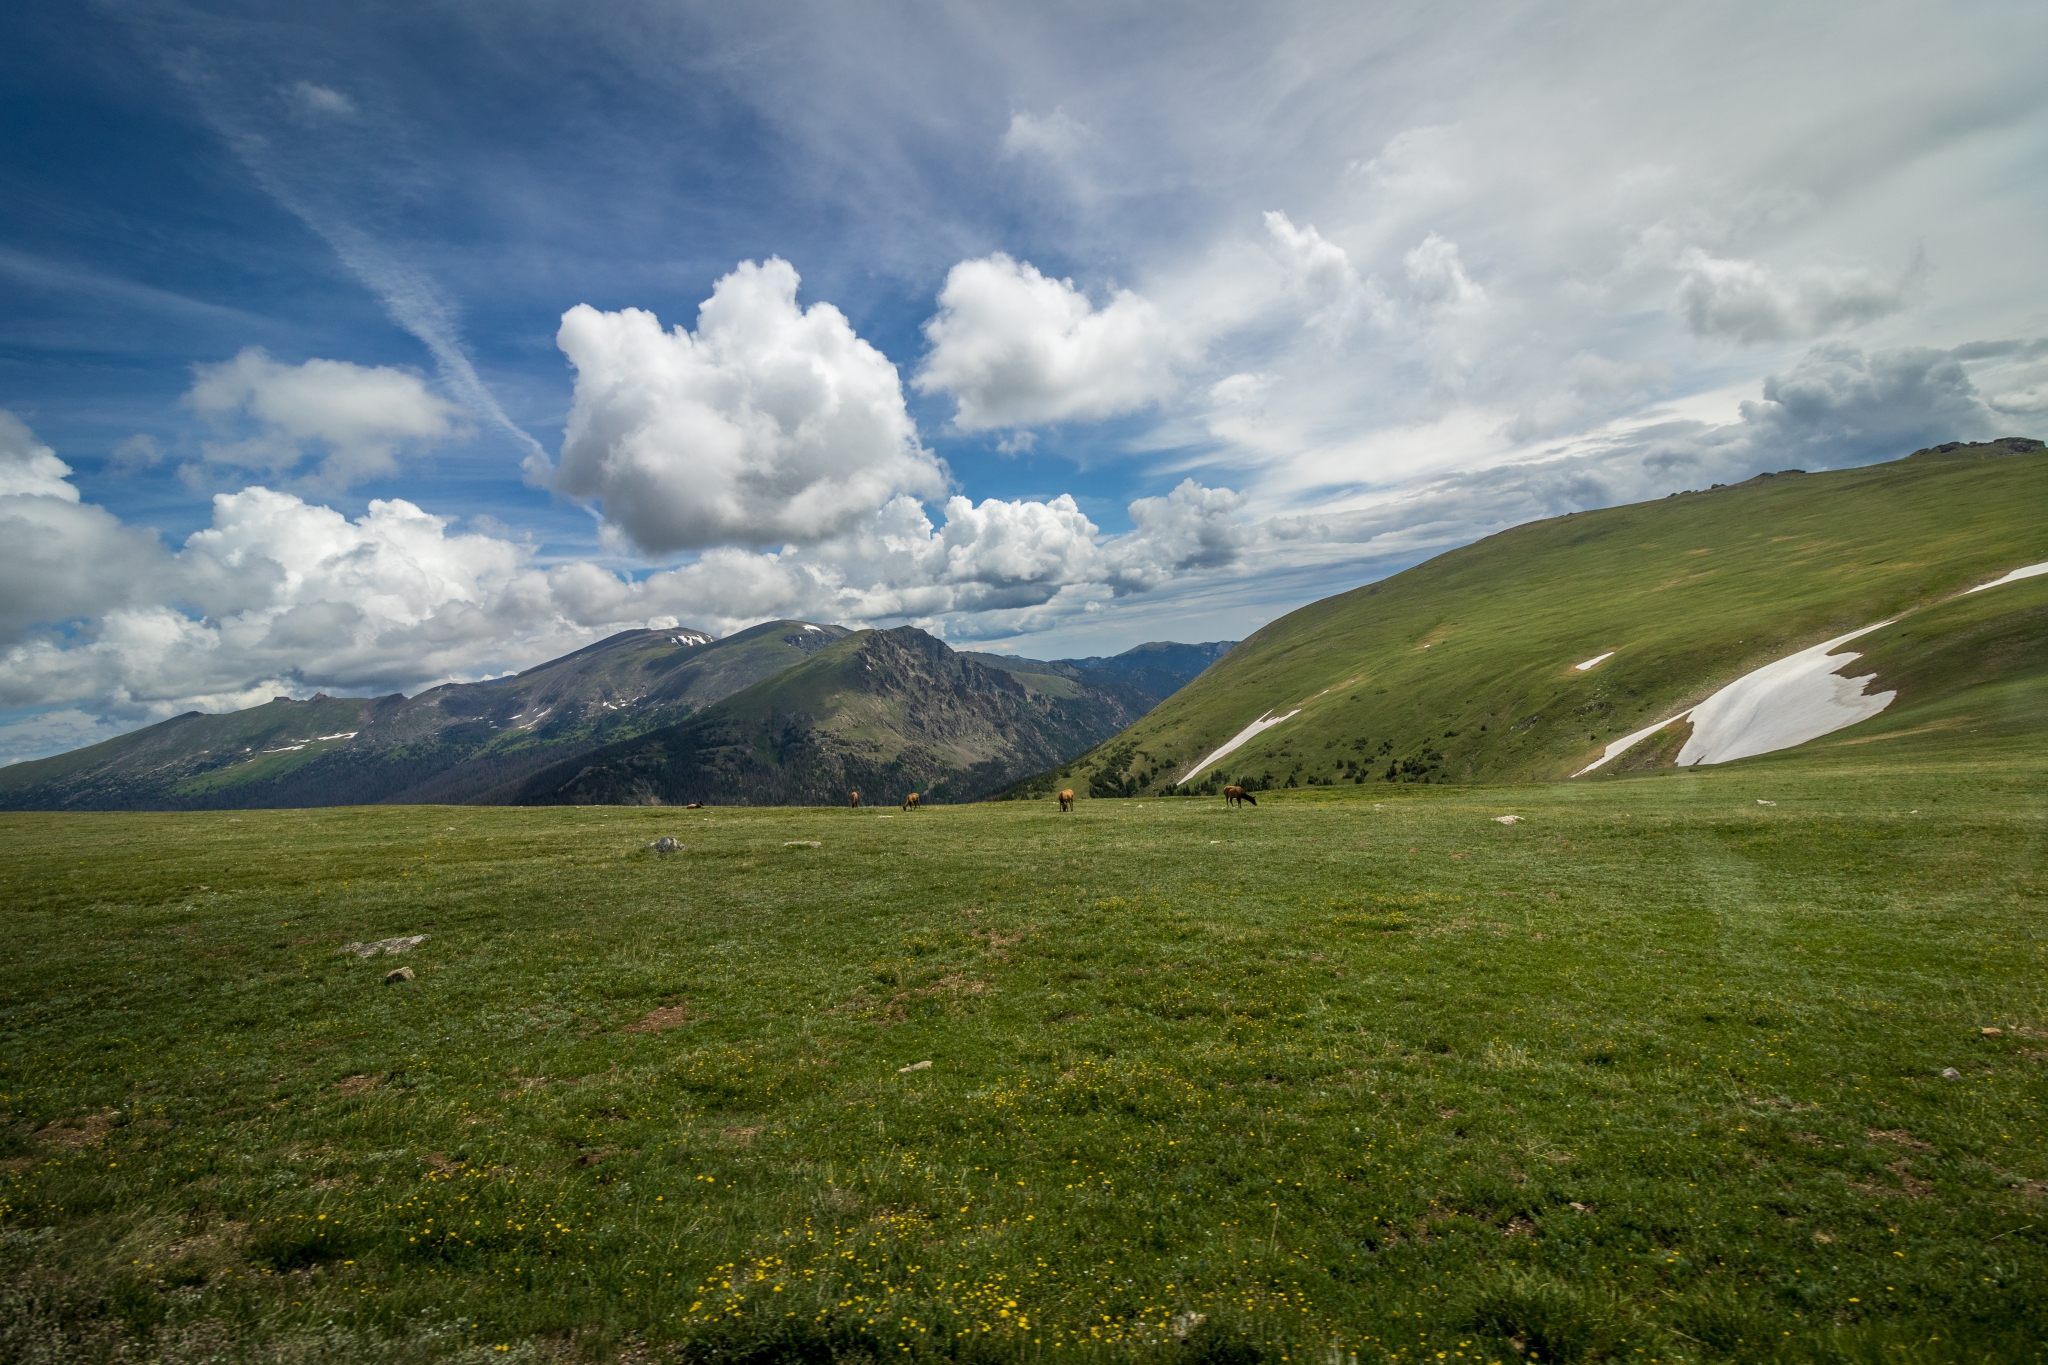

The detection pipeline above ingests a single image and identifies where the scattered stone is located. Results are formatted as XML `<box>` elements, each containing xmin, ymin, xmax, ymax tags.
<box><xmin>384</xmin><ymin>966</ymin><xmax>415</xmax><ymax>985</ymax></box>
<box><xmin>1492</xmin><ymin>815</ymin><xmax>1522</xmax><ymax>824</ymax></box>
<box><xmin>1756</xmin><ymin>799</ymin><xmax>1777</xmax><ymax>806</ymax></box>
<box><xmin>1568</xmin><ymin>1201</ymin><xmax>1593</xmax><ymax>1213</ymax></box>
<box><xmin>1169</xmin><ymin>1312</ymin><xmax>1207</xmax><ymax>1340</ymax></box>
<box><xmin>341</xmin><ymin>935</ymin><xmax>429</xmax><ymax>958</ymax></box>
<box><xmin>784</xmin><ymin>840</ymin><xmax>822</xmax><ymax>848</ymax></box>
<box><xmin>898</xmin><ymin>1060</ymin><xmax>932</xmax><ymax>1073</ymax></box>
<box><xmin>1940</xmin><ymin>1067</ymin><xmax>1962</xmax><ymax>1081</ymax></box>
<box><xmin>649</xmin><ymin>836</ymin><xmax>682</xmax><ymax>853</ymax></box>
<box><xmin>1982</xmin><ymin>1027</ymin><xmax>2005</xmax><ymax>1038</ymax></box>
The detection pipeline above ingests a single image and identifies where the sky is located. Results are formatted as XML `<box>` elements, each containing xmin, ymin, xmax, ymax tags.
<box><xmin>2</xmin><ymin>0</ymin><xmax>2045</xmax><ymax>764</ymax></box>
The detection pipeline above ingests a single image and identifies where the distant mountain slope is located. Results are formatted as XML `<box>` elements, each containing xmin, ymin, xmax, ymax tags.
<box><xmin>0</xmin><ymin>621</ymin><xmax>849</xmax><ymax>810</ymax></box>
<box><xmin>509</xmin><ymin>626</ymin><xmax>1157</xmax><ymax>807</ymax></box>
<box><xmin>1024</xmin><ymin>437</ymin><xmax>2047</xmax><ymax>798</ymax></box>
<box><xmin>1052</xmin><ymin>640</ymin><xmax>1237</xmax><ymax>703</ymax></box>
<box><xmin>963</xmin><ymin>638</ymin><xmax>1235</xmax><ymax>719</ymax></box>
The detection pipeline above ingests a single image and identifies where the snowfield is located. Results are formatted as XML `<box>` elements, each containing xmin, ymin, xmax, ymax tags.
<box><xmin>1572</xmin><ymin>624</ymin><xmax>1894</xmax><ymax>775</ymax></box>
<box><xmin>1965</xmin><ymin>559</ymin><xmax>2048</xmax><ymax>594</ymax></box>
<box><xmin>1674</xmin><ymin>622</ymin><xmax>1896</xmax><ymax>766</ymax></box>
<box><xmin>1574</xmin><ymin>556</ymin><xmax>2044</xmax><ymax>775</ymax></box>
<box><xmin>1177</xmin><ymin>709</ymin><xmax>1301</xmax><ymax>786</ymax></box>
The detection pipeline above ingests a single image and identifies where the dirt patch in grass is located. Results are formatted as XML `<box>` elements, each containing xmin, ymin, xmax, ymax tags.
<box><xmin>335</xmin><ymin>1074</ymin><xmax>378</xmax><ymax>1097</ymax></box>
<box><xmin>1868</xmin><ymin>1128</ymin><xmax>1937</xmax><ymax>1153</ymax></box>
<box><xmin>35</xmin><ymin>1112</ymin><xmax>112</xmax><ymax>1149</ymax></box>
<box><xmin>623</xmin><ymin>1002</ymin><xmax>691</xmax><ymax>1033</ymax></box>
<box><xmin>971</xmin><ymin>928</ymin><xmax>1027</xmax><ymax>958</ymax></box>
<box><xmin>1853</xmin><ymin>1158</ymin><xmax>1932</xmax><ymax>1199</ymax></box>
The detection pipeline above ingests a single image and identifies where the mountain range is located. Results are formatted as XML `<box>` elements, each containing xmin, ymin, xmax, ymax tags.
<box><xmin>0</xmin><ymin>626</ymin><xmax>1235</xmax><ymax>811</ymax></box>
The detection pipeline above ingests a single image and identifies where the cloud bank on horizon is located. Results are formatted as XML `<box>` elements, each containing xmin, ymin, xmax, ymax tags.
<box><xmin>1</xmin><ymin>0</ymin><xmax>2044</xmax><ymax>763</ymax></box>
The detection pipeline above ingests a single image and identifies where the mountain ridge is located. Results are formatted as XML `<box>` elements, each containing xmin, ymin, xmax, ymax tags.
<box><xmin>507</xmin><ymin>626</ymin><xmax>1166</xmax><ymax>807</ymax></box>
<box><xmin>0</xmin><ymin>623</ymin><xmax>1233</xmax><ymax>810</ymax></box>
<box><xmin>1018</xmin><ymin>436</ymin><xmax>2046</xmax><ymax>800</ymax></box>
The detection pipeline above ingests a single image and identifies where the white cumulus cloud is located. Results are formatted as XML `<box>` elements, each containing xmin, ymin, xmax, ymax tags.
<box><xmin>0</xmin><ymin>411</ymin><xmax>80</xmax><ymax>500</ymax></box>
<box><xmin>0</xmin><ymin>408</ymin><xmax>1256</xmax><ymax>759</ymax></box>
<box><xmin>1675</xmin><ymin>249</ymin><xmax>1922</xmax><ymax>343</ymax></box>
<box><xmin>915</xmin><ymin>254</ymin><xmax>1182</xmax><ymax>431</ymax></box>
<box><xmin>549</xmin><ymin>258</ymin><xmax>946</xmax><ymax>554</ymax></box>
<box><xmin>1107</xmin><ymin>480</ymin><xmax>1250</xmax><ymax>594</ymax></box>
<box><xmin>0</xmin><ymin>413</ymin><xmax>167</xmax><ymax>643</ymax></box>
<box><xmin>1263</xmin><ymin>211</ymin><xmax>1376</xmax><ymax>337</ymax></box>
<box><xmin>1403</xmin><ymin>234</ymin><xmax>1487</xmax><ymax>311</ymax></box>
<box><xmin>184</xmin><ymin>347</ymin><xmax>463</xmax><ymax>489</ymax></box>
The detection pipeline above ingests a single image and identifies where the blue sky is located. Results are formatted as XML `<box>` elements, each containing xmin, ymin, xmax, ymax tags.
<box><xmin>3</xmin><ymin>0</ymin><xmax>2045</xmax><ymax>763</ymax></box>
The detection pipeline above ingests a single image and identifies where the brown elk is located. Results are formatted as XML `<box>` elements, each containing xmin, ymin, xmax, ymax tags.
<box><xmin>1223</xmin><ymin>785</ymin><xmax>1257</xmax><ymax>808</ymax></box>
<box><xmin>1058</xmin><ymin>788</ymin><xmax>1075</xmax><ymax>812</ymax></box>
<box><xmin>849</xmin><ymin>790</ymin><xmax>861</xmax><ymax>808</ymax></box>
<box><xmin>902</xmin><ymin>792</ymin><xmax>922</xmax><ymax>811</ymax></box>
<box><xmin>685</xmin><ymin>802</ymin><xmax>705</xmax><ymax>810</ymax></box>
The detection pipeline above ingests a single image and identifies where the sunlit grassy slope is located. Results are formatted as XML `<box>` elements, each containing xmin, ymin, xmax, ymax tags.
<box><xmin>1021</xmin><ymin>440</ymin><xmax>2046</xmax><ymax>800</ymax></box>
<box><xmin>3</xmin><ymin>732</ymin><xmax>2044</xmax><ymax>1361</ymax></box>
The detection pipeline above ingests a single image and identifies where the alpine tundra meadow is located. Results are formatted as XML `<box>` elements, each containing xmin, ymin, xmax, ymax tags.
<box><xmin>3</xmin><ymin>724</ymin><xmax>2044</xmax><ymax>1360</ymax></box>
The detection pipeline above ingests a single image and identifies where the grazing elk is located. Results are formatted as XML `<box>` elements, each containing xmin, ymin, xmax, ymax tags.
<box><xmin>1058</xmin><ymin>789</ymin><xmax>1075</xmax><ymax>812</ymax></box>
<box><xmin>685</xmin><ymin>802</ymin><xmax>705</xmax><ymax>810</ymax></box>
<box><xmin>1223</xmin><ymin>785</ymin><xmax>1257</xmax><ymax>808</ymax></box>
<box><xmin>849</xmin><ymin>790</ymin><xmax>861</xmax><ymax>809</ymax></box>
<box><xmin>903</xmin><ymin>792</ymin><xmax>922</xmax><ymax>811</ymax></box>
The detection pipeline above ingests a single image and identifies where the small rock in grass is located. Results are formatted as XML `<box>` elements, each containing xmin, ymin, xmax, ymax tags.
<box><xmin>384</xmin><ymin>966</ymin><xmax>414</xmax><ymax>985</ymax></box>
<box><xmin>1493</xmin><ymin>815</ymin><xmax>1522</xmax><ymax>824</ymax></box>
<box><xmin>341</xmin><ymin>935</ymin><xmax>429</xmax><ymax>958</ymax></box>
<box><xmin>1940</xmin><ymin>1067</ymin><xmax>1962</xmax><ymax>1081</ymax></box>
<box><xmin>784</xmin><ymin>840</ymin><xmax>822</xmax><ymax>848</ymax></box>
<box><xmin>898</xmin><ymin>1060</ymin><xmax>931</xmax><ymax>1073</ymax></box>
<box><xmin>1756</xmin><ymin>799</ymin><xmax>1777</xmax><ymax>806</ymax></box>
<box><xmin>1981</xmin><ymin>1027</ymin><xmax>2004</xmax><ymax>1038</ymax></box>
<box><xmin>649</xmin><ymin>837</ymin><xmax>681</xmax><ymax>853</ymax></box>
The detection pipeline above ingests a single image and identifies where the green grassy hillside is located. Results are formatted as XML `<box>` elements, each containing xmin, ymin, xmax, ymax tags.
<box><xmin>511</xmin><ymin>626</ymin><xmax>1158</xmax><ymax>807</ymax></box>
<box><xmin>1023</xmin><ymin>439</ymin><xmax>2046</xmax><ymax>801</ymax></box>
<box><xmin>2</xmin><ymin>741</ymin><xmax>2043</xmax><ymax>1361</ymax></box>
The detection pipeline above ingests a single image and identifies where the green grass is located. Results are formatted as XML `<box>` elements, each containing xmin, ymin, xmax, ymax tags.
<box><xmin>3</xmin><ymin>736</ymin><xmax>2045</xmax><ymax>1363</ymax></box>
<box><xmin>1024</xmin><ymin>442</ymin><xmax>2047</xmax><ymax>798</ymax></box>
